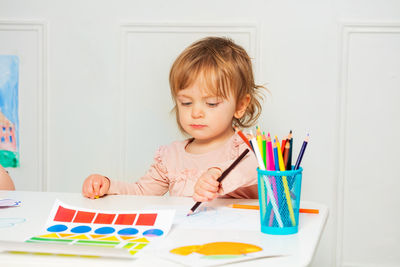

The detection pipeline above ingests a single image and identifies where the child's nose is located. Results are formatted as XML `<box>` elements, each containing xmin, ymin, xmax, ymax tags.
<box><xmin>191</xmin><ymin>104</ymin><xmax>204</xmax><ymax>118</ymax></box>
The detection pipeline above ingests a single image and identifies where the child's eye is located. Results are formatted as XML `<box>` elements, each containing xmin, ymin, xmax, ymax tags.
<box><xmin>206</xmin><ymin>102</ymin><xmax>219</xmax><ymax>107</ymax></box>
<box><xmin>180</xmin><ymin>102</ymin><xmax>192</xmax><ymax>106</ymax></box>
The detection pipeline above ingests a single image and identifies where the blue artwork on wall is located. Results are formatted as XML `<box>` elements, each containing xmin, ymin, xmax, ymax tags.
<box><xmin>0</xmin><ymin>55</ymin><xmax>19</xmax><ymax>167</ymax></box>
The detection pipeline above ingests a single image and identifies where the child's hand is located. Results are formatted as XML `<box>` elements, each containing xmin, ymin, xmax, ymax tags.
<box><xmin>193</xmin><ymin>168</ymin><xmax>222</xmax><ymax>202</ymax></box>
<box><xmin>82</xmin><ymin>174</ymin><xmax>110</xmax><ymax>199</ymax></box>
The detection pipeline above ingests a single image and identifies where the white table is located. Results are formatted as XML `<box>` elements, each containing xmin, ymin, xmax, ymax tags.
<box><xmin>0</xmin><ymin>190</ymin><xmax>328</xmax><ymax>266</ymax></box>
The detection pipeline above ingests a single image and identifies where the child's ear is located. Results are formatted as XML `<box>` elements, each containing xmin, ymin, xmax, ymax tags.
<box><xmin>234</xmin><ymin>94</ymin><xmax>251</xmax><ymax>119</ymax></box>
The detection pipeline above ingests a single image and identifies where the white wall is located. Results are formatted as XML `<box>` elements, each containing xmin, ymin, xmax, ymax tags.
<box><xmin>0</xmin><ymin>1</ymin><xmax>399</xmax><ymax>266</ymax></box>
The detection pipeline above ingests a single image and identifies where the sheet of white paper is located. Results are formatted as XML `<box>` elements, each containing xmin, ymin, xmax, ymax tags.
<box><xmin>148</xmin><ymin>203</ymin><xmax>260</xmax><ymax>231</ymax></box>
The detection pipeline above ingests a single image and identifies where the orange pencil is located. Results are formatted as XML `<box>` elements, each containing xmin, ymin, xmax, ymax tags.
<box><xmin>234</xmin><ymin>127</ymin><xmax>252</xmax><ymax>151</ymax></box>
<box><xmin>228</xmin><ymin>204</ymin><xmax>319</xmax><ymax>214</ymax></box>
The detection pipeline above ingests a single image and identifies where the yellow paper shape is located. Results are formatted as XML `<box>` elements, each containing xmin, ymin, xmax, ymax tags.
<box><xmin>135</xmin><ymin>243</ymin><xmax>147</xmax><ymax>250</ymax></box>
<box><xmin>99</xmin><ymin>236</ymin><xmax>119</xmax><ymax>241</ymax></box>
<box><xmin>59</xmin><ymin>233</ymin><xmax>75</xmax><ymax>238</ymax></box>
<box><xmin>90</xmin><ymin>234</ymin><xmax>105</xmax><ymax>239</ymax></box>
<box><xmin>38</xmin><ymin>233</ymin><xmax>59</xmax><ymax>239</ymax></box>
<box><xmin>119</xmin><ymin>235</ymin><xmax>137</xmax><ymax>240</ymax></box>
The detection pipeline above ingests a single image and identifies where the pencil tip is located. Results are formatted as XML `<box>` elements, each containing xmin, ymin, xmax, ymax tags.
<box><xmin>186</xmin><ymin>211</ymin><xmax>193</xmax><ymax>216</ymax></box>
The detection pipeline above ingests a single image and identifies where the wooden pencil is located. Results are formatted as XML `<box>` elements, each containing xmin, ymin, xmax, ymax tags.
<box><xmin>228</xmin><ymin>204</ymin><xmax>319</xmax><ymax>214</ymax></box>
<box><xmin>283</xmin><ymin>140</ymin><xmax>290</xmax><ymax>170</ymax></box>
<box><xmin>294</xmin><ymin>134</ymin><xmax>309</xmax><ymax>170</ymax></box>
<box><xmin>287</xmin><ymin>130</ymin><xmax>293</xmax><ymax>170</ymax></box>
<box><xmin>234</xmin><ymin>127</ymin><xmax>252</xmax><ymax>151</ymax></box>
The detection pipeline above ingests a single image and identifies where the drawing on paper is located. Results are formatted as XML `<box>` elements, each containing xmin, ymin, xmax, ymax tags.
<box><xmin>170</xmin><ymin>241</ymin><xmax>262</xmax><ymax>259</ymax></box>
<box><xmin>25</xmin><ymin>200</ymin><xmax>175</xmax><ymax>257</ymax></box>
<box><xmin>0</xmin><ymin>55</ymin><xmax>19</xmax><ymax>167</ymax></box>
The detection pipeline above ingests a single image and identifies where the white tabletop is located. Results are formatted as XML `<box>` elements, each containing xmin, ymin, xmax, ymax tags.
<box><xmin>0</xmin><ymin>190</ymin><xmax>328</xmax><ymax>267</ymax></box>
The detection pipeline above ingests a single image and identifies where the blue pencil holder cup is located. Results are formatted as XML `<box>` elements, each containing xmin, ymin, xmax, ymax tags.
<box><xmin>257</xmin><ymin>167</ymin><xmax>303</xmax><ymax>235</ymax></box>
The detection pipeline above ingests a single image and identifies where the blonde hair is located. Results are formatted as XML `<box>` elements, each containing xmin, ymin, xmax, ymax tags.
<box><xmin>169</xmin><ymin>36</ymin><xmax>264</xmax><ymax>133</ymax></box>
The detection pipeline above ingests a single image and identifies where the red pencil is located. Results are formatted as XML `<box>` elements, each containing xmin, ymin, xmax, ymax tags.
<box><xmin>281</xmin><ymin>138</ymin><xmax>287</xmax><ymax>154</ymax></box>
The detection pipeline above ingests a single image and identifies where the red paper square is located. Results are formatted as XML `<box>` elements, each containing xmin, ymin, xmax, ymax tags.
<box><xmin>73</xmin><ymin>211</ymin><xmax>96</xmax><ymax>223</ymax></box>
<box><xmin>136</xmin><ymin>213</ymin><xmax>157</xmax><ymax>226</ymax></box>
<box><xmin>93</xmin><ymin>213</ymin><xmax>116</xmax><ymax>224</ymax></box>
<box><xmin>54</xmin><ymin>206</ymin><xmax>76</xmax><ymax>222</ymax></box>
<box><xmin>114</xmin><ymin>214</ymin><xmax>136</xmax><ymax>225</ymax></box>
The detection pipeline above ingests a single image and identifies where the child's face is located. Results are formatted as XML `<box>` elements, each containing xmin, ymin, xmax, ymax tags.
<box><xmin>176</xmin><ymin>79</ymin><xmax>238</xmax><ymax>143</ymax></box>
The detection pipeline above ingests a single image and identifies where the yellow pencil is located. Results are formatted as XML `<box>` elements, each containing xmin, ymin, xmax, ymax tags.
<box><xmin>275</xmin><ymin>136</ymin><xmax>296</xmax><ymax>226</ymax></box>
<box><xmin>256</xmin><ymin>126</ymin><xmax>263</xmax><ymax>160</ymax></box>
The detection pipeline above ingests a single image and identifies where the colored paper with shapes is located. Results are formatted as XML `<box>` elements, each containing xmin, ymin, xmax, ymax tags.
<box><xmin>0</xmin><ymin>55</ymin><xmax>20</xmax><ymax>167</ymax></box>
<box><xmin>25</xmin><ymin>199</ymin><xmax>175</xmax><ymax>258</ymax></box>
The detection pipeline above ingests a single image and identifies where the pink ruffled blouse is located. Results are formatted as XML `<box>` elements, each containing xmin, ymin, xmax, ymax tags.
<box><xmin>108</xmin><ymin>133</ymin><xmax>259</xmax><ymax>199</ymax></box>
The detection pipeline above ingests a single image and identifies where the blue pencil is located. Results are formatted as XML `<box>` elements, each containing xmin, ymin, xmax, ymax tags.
<box><xmin>273</xmin><ymin>139</ymin><xmax>280</xmax><ymax>172</ymax></box>
<box><xmin>294</xmin><ymin>134</ymin><xmax>309</xmax><ymax>170</ymax></box>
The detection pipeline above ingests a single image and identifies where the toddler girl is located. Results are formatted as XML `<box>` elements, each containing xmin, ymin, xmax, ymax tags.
<box><xmin>82</xmin><ymin>36</ymin><xmax>265</xmax><ymax>202</ymax></box>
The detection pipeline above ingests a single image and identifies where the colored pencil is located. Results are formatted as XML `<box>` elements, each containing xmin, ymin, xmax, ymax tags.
<box><xmin>266</xmin><ymin>133</ymin><xmax>275</xmax><ymax>171</ymax></box>
<box><xmin>228</xmin><ymin>204</ymin><xmax>319</xmax><ymax>214</ymax></box>
<box><xmin>187</xmin><ymin>149</ymin><xmax>250</xmax><ymax>216</ymax></box>
<box><xmin>281</xmin><ymin>138</ymin><xmax>286</xmax><ymax>154</ymax></box>
<box><xmin>266</xmin><ymin>133</ymin><xmax>278</xmax><ymax>227</ymax></box>
<box><xmin>294</xmin><ymin>134</ymin><xmax>309</xmax><ymax>170</ymax></box>
<box><xmin>262</xmin><ymin>133</ymin><xmax>267</xmax><ymax>169</ymax></box>
<box><xmin>234</xmin><ymin>127</ymin><xmax>252</xmax><ymax>151</ymax></box>
<box><xmin>249</xmin><ymin>132</ymin><xmax>283</xmax><ymax>228</ymax></box>
<box><xmin>276</xmin><ymin>136</ymin><xmax>296</xmax><ymax>226</ymax></box>
<box><xmin>273</xmin><ymin>138</ymin><xmax>280</xmax><ymax>171</ymax></box>
<box><xmin>287</xmin><ymin>130</ymin><xmax>293</xmax><ymax>170</ymax></box>
<box><xmin>256</xmin><ymin>127</ymin><xmax>263</xmax><ymax>160</ymax></box>
<box><xmin>249</xmin><ymin>132</ymin><xmax>265</xmax><ymax>170</ymax></box>
<box><xmin>283</xmin><ymin>140</ymin><xmax>290</xmax><ymax>170</ymax></box>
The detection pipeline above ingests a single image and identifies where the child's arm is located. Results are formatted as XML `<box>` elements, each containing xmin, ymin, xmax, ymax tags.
<box><xmin>82</xmin><ymin>146</ymin><xmax>170</xmax><ymax>198</ymax></box>
<box><xmin>107</xmin><ymin>164</ymin><xmax>169</xmax><ymax>196</ymax></box>
<box><xmin>0</xmin><ymin>165</ymin><xmax>15</xmax><ymax>190</ymax></box>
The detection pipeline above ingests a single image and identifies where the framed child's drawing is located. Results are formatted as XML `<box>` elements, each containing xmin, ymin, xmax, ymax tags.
<box><xmin>0</xmin><ymin>55</ymin><xmax>19</xmax><ymax>167</ymax></box>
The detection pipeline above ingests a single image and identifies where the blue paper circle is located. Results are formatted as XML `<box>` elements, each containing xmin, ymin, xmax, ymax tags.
<box><xmin>70</xmin><ymin>225</ymin><xmax>91</xmax><ymax>233</ymax></box>
<box><xmin>47</xmin><ymin>224</ymin><xmax>68</xmax><ymax>232</ymax></box>
<box><xmin>142</xmin><ymin>229</ymin><xmax>163</xmax><ymax>236</ymax></box>
<box><xmin>94</xmin><ymin>226</ymin><xmax>115</xmax><ymax>234</ymax></box>
<box><xmin>117</xmin><ymin>228</ymin><xmax>138</xmax><ymax>236</ymax></box>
